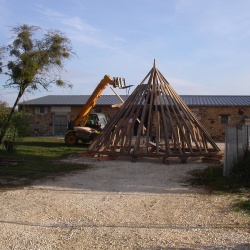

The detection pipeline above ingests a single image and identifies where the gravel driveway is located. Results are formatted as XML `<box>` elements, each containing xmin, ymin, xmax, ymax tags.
<box><xmin>0</xmin><ymin>154</ymin><xmax>249</xmax><ymax>250</ymax></box>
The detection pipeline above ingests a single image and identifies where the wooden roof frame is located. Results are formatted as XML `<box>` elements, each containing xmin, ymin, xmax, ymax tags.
<box><xmin>87</xmin><ymin>60</ymin><xmax>221</xmax><ymax>163</ymax></box>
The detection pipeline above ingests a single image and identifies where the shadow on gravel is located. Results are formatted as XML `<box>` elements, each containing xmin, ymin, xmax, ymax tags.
<box><xmin>29</xmin><ymin>156</ymin><xmax>209</xmax><ymax>194</ymax></box>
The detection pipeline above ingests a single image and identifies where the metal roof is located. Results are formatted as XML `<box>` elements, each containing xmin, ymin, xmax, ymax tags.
<box><xmin>181</xmin><ymin>95</ymin><xmax>250</xmax><ymax>106</ymax></box>
<box><xmin>18</xmin><ymin>95</ymin><xmax>250</xmax><ymax>106</ymax></box>
<box><xmin>19</xmin><ymin>95</ymin><xmax>129</xmax><ymax>106</ymax></box>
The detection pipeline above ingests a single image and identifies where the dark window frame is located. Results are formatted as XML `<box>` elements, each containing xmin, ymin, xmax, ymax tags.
<box><xmin>39</xmin><ymin>106</ymin><xmax>45</xmax><ymax>114</ymax></box>
<box><xmin>221</xmin><ymin>115</ymin><xmax>229</xmax><ymax>124</ymax></box>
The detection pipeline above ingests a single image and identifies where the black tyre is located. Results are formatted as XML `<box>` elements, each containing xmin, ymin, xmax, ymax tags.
<box><xmin>65</xmin><ymin>132</ymin><xmax>78</xmax><ymax>146</ymax></box>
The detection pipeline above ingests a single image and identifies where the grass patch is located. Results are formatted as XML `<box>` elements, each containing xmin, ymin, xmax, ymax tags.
<box><xmin>0</xmin><ymin>137</ymin><xmax>90</xmax><ymax>189</ymax></box>
<box><xmin>235</xmin><ymin>196</ymin><xmax>250</xmax><ymax>215</ymax></box>
<box><xmin>234</xmin><ymin>194</ymin><xmax>250</xmax><ymax>215</ymax></box>
<box><xmin>188</xmin><ymin>165</ymin><xmax>242</xmax><ymax>192</ymax></box>
<box><xmin>188</xmin><ymin>150</ymin><xmax>250</xmax><ymax>215</ymax></box>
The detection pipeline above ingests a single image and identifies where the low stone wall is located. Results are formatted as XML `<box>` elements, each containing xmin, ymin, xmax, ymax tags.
<box><xmin>27</xmin><ymin>104</ymin><xmax>250</xmax><ymax>141</ymax></box>
<box><xmin>195</xmin><ymin>106</ymin><xmax>250</xmax><ymax>141</ymax></box>
<box><xmin>32</xmin><ymin>113</ymin><xmax>54</xmax><ymax>136</ymax></box>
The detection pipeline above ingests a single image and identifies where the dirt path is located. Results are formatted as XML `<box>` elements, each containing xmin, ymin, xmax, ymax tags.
<box><xmin>0</xmin><ymin>155</ymin><xmax>249</xmax><ymax>250</ymax></box>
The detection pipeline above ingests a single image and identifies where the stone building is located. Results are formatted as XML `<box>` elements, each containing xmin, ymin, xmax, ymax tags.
<box><xmin>18</xmin><ymin>95</ymin><xmax>250</xmax><ymax>141</ymax></box>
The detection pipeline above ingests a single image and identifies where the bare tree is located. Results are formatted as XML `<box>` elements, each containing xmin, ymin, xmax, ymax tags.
<box><xmin>0</xmin><ymin>24</ymin><xmax>75</xmax><ymax>144</ymax></box>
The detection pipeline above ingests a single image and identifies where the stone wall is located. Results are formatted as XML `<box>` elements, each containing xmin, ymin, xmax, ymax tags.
<box><xmin>25</xmin><ymin>107</ymin><xmax>54</xmax><ymax>136</ymax></box>
<box><xmin>26</xmin><ymin>105</ymin><xmax>117</xmax><ymax>136</ymax></box>
<box><xmin>190</xmin><ymin>106</ymin><xmax>250</xmax><ymax>141</ymax></box>
<box><xmin>25</xmin><ymin>104</ymin><xmax>250</xmax><ymax>141</ymax></box>
<box><xmin>95</xmin><ymin>105</ymin><xmax>250</xmax><ymax>141</ymax></box>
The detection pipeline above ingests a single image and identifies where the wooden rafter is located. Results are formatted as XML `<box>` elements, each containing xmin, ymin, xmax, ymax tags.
<box><xmin>87</xmin><ymin>60</ymin><xmax>221</xmax><ymax>163</ymax></box>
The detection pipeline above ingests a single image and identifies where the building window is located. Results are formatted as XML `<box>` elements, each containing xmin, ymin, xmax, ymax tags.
<box><xmin>40</xmin><ymin>106</ymin><xmax>45</xmax><ymax>114</ymax></box>
<box><xmin>220</xmin><ymin>115</ymin><xmax>229</xmax><ymax>124</ymax></box>
<box><xmin>36</xmin><ymin>106</ymin><xmax>47</xmax><ymax>114</ymax></box>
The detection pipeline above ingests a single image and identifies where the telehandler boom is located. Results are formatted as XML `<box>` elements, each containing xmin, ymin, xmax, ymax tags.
<box><xmin>65</xmin><ymin>75</ymin><xmax>127</xmax><ymax>146</ymax></box>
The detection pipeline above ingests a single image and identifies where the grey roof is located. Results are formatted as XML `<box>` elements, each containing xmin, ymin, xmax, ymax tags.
<box><xmin>181</xmin><ymin>95</ymin><xmax>250</xmax><ymax>106</ymax></box>
<box><xmin>19</xmin><ymin>95</ymin><xmax>129</xmax><ymax>106</ymax></box>
<box><xmin>18</xmin><ymin>95</ymin><xmax>250</xmax><ymax>106</ymax></box>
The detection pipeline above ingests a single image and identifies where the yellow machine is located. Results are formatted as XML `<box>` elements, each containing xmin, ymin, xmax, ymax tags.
<box><xmin>65</xmin><ymin>75</ymin><xmax>127</xmax><ymax>146</ymax></box>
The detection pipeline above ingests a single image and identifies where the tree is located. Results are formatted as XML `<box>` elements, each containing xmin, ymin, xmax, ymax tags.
<box><xmin>0</xmin><ymin>24</ymin><xmax>74</xmax><ymax>144</ymax></box>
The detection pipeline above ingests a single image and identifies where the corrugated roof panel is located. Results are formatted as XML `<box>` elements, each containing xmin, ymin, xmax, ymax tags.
<box><xmin>19</xmin><ymin>95</ymin><xmax>250</xmax><ymax>106</ymax></box>
<box><xmin>180</xmin><ymin>95</ymin><xmax>250</xmax><ymax>106</ymax></box>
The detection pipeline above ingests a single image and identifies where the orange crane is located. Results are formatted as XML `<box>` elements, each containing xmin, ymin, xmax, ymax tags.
<box><xmin>65</xmin><ymin>75</ymin><xmax>128</xmax><ymax>146</ymax></box>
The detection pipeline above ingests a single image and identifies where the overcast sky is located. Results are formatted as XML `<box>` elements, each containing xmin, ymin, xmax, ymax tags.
<box><xmin>1</xmin><ymin>0</ymin><xmax>250</xmax><ymax>106</ymax></box>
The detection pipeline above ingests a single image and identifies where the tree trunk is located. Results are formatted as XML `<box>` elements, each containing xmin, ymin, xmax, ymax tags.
<box><xmin>0</xmin><ymin>90</ymin><xmax>23</xmax><ymax>144</ymax></box>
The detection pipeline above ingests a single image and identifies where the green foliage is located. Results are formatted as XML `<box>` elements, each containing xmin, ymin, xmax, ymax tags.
<box><xmin>0</xmin><ymin>102</ymin><xmax>33</xmax><ymax>150</ymax></box>
<box><xmin>1</xmin><ymin>24</ymin><xmax>74</xmax><ymax>92</ymax></box>
<box><xmin>0</xmin><ymin>101</ymin><xmax>10</xmax><ymax>127</ymax></box>
<box><xmin>5</xmin><ymin>112</ymin><xmax>33</xmax><ymax>143</ymax></box>
<box><xmin>0</xmin><ymin>24</ymin><xmax>75</xmax><ymax>144</ymax></box>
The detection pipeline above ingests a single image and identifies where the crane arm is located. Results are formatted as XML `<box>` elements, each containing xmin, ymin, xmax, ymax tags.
<box><xmin>74</xmin><ymin>75</ymin><xmax>115</xmax><ymax>126</ymax></box>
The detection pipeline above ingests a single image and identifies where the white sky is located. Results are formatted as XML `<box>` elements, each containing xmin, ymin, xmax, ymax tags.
<box><xmin>1</xmin><ymin>0</ymin><xmax>250</xmax><ymax>106</ymax></box>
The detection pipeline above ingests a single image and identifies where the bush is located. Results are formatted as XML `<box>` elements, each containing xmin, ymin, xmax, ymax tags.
<box><xmin>1</xmin><ymin>111</ymin><xmax>33</xmax><ymax>151</ymax></box>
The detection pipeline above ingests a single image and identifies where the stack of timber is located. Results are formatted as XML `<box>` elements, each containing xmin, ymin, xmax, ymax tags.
<box><xmin>87</xmin><ymin>60</ymin><xmax>221</xmax><ymax>163</ymax></box>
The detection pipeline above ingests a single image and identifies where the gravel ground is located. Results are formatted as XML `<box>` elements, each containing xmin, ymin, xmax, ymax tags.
<box><xmin>0</xmin><ymin>149</ymin><xmax>250</xmax><ymax>250</ymax></box>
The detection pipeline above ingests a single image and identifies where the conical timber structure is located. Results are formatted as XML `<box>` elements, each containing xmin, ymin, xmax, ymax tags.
<box><xmin>87</xmin><ymin>60</ymin><xmax>220</xmax><ymax>162</ymax></box>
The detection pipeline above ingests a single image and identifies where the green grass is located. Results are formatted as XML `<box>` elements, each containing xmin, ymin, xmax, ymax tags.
<box><xmin>0</xmin><ymin>137</ymin><xmax>90</xmax><ymax>189</ymax></box>
<box><xmin>188</xmin><ymin>151</ymin><xmax>250</xmax><ymax>215</ymax></box>
<box><xmin>188</xmin><ymin>165</ymin><xmax>241</xmax><ymax>192</ymax></box>
<box><xmin>235</xmin><ymin>197</ymin><xmax>250</xmax><ymax>215</ymax></box>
